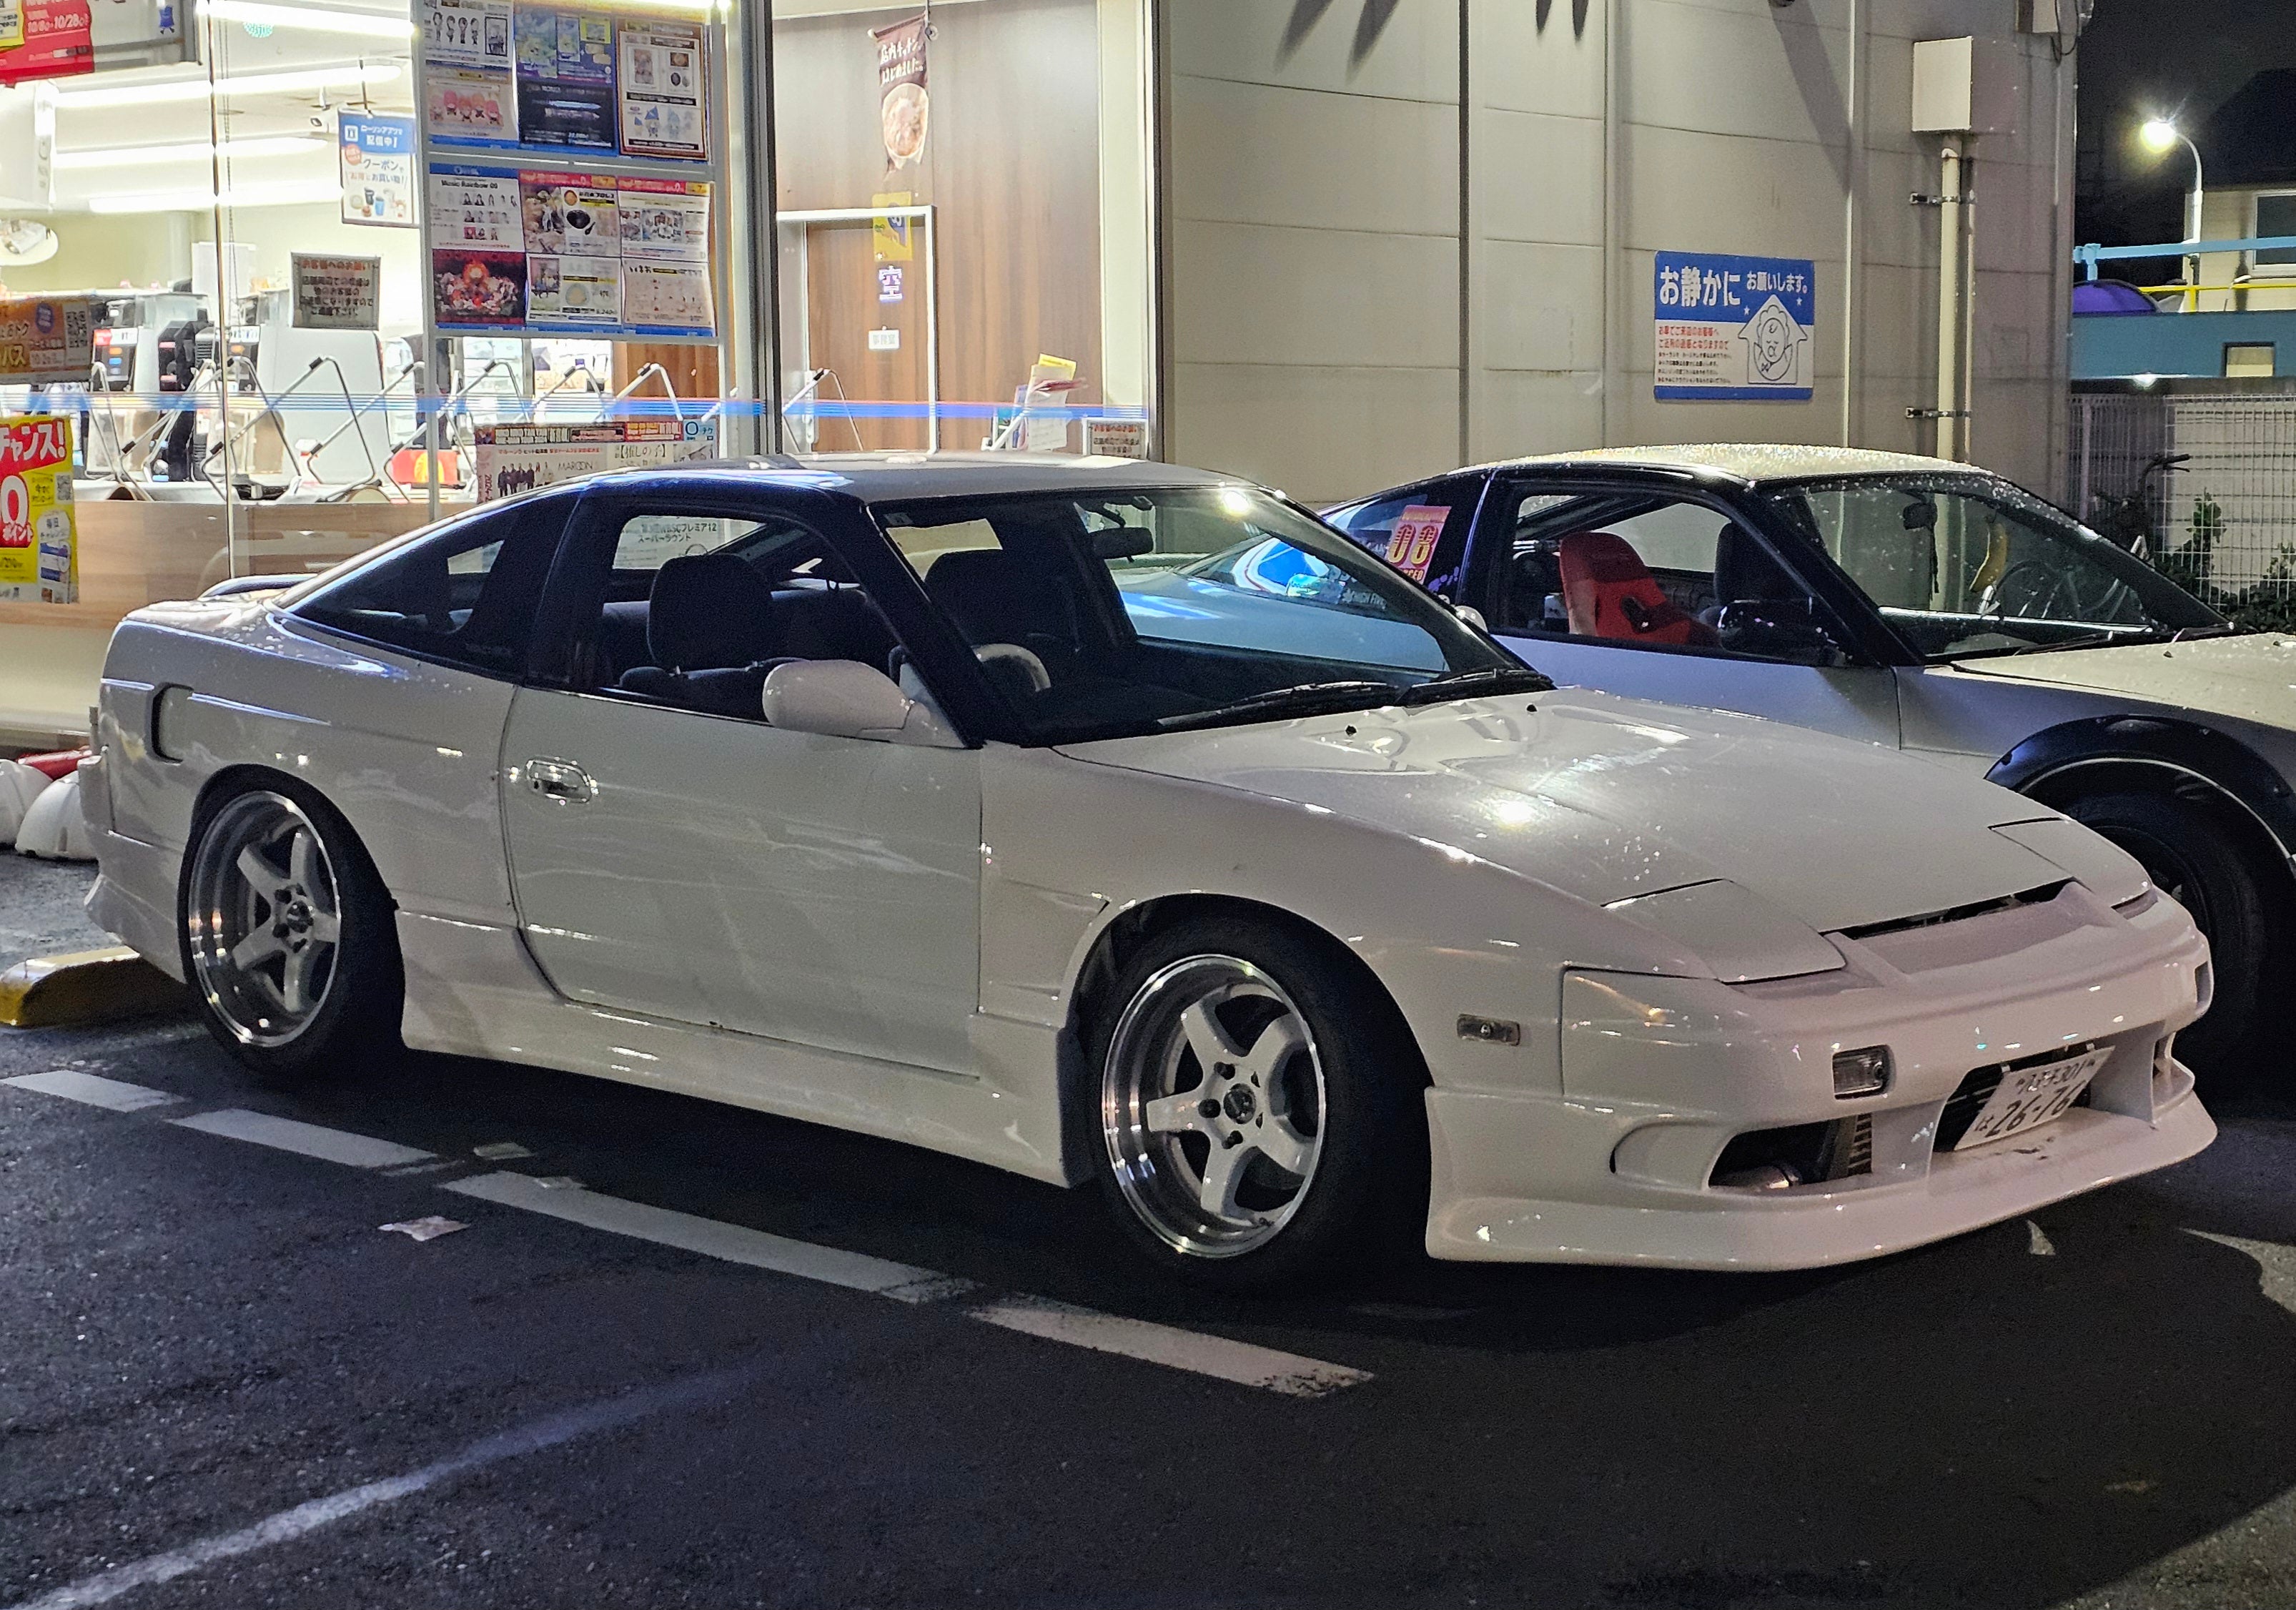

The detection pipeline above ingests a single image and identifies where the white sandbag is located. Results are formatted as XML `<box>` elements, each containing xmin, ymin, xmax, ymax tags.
<box><xmin>0</xmin><ymin>759</ymin><xmax>53</xmax><ymax>847</ymax></box>
<box><xmin>15</xmin><ymin>768</ymin><xmax>94</xmax><ymax>861</ymax></box>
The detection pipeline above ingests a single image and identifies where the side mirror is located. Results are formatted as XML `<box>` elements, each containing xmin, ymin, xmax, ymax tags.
<box><xmin>1713</xmin><ymin>599</ymin><xmax>1846</xmax><ymax>666</ymax></box>
<box><xmin>763</xmin><ymin>661</ymin><xmax>961</xmax><ymax>747</ymax></box>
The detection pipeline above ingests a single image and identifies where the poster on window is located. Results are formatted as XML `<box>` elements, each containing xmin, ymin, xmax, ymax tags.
<box><xmin>292</xmin><ymin>255</ymin><xmax>382</xmax><ymax>331</ymax></box>
<box><xmin>0</xmin><ymin>0</ymin><xmax>93</xmax><ymax>89</ymax></box>
<box><xmin>339</xmin><ymin>113</ymin><xmax>417</xmax><ymax>227</ymax></box>
<box><xmin>515</xmin><ymin>5</ymin><xmax>616</xmax><ymax>151</ymax></box>
<box><xmin>421</xmin><ymin>0</ymin><xmax>515</xmax><ymax>146</ymax></box>
<box><xmin>0</xmin><ymin>294</ymin><xmax>93</xmax><ymax>385</ymax></box>
<box><xmin>473</xmin><ymin>418</ymin><xmax>717</xmax><ymax>502</ymax></box>
<box><xmin>872</xmin><ymin>14</ymin><xmax>929</xmax><ymax>169</ymax></box>
<box><xmin>1384</xmin><ymin>505</ymin><xmax>1451</xmax><ymax>583</ymax></box>
<box><xmin>618</xmin><ymin>21</ymin><xmax>707</xmax><ymax>159</ymax></box>
<box><xmin>0</xmin><ymin>415</ymin><xmax>76</xmax><ymax>604</ymax></box>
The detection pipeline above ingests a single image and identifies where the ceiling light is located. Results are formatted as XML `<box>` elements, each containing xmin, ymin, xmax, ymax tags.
<box><xmin>197</xmin><ymin>1</ymin><xmax>416</xmax><ymax>42</ymax></box>
<box><xmin>87</xmin><ymin>179</ymin><xmax>346</xmax><ymax>213</ymax></box>
<box><xmin>56</xmin><ymin>135</ymin><xmax>327</xmax><ymax>171</ymax></box>
<box><xmin>51</xmin><ymin>61</ymin><xmax>401</xmax><ymax>109</ymax></box>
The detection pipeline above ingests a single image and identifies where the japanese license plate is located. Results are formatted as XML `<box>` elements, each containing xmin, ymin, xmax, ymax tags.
<box><xmin>1951</xmin><ymin>1047</ymin><xmax>2109</xmax><ymax>1151</ymax></box>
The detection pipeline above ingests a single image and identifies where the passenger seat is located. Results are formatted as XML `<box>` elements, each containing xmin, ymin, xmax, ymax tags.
<box><xmin>618</xmin><ymin>553</ymin><xmax>798</xmax><ymax>716</ymax></box>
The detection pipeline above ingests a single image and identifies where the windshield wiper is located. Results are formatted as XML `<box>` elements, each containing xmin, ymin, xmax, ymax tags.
<box><xmin>1396</xmin><ymin>665</ymin><xmax>1555</xmax><ymax>704</ymax></box>
<box><xmin>1153</xmin><ymin>681</ymin><xmax>1400</xmax><ymax>733</ymax></box>
<box><xmin>2001</xmin><ymin>623</ymin><xmax>2230</xmax><ymax>656</ymax></box>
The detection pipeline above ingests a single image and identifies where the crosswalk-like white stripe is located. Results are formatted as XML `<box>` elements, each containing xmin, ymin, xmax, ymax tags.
<box><xmin>442</xmin><ymin>1170</ymin><xmax>965</xmax><ymax>1301</ymax></box>
<box><xmin>169</xmin><ymin>1109</ymin><xmax>434</xmax><ymax>1170</ymax></box>
<box><xmin>970</xmin><ymin>1295</ymin><xmax>1373</xmax><ymax>1398</ymax></box>
<box><xmin>4</xmin><ymin>1070</ymin><xmax>184</xmax><ymax>1112</ymax></box>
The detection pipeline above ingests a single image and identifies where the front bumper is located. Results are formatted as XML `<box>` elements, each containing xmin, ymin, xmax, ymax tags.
<box><xmin>1422</xmin><ymin>882</ymin><xmax>2215</xmax><ymax>1269</ymax></box>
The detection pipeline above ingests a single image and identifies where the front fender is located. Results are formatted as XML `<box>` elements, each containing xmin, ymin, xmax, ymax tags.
<box><xmin>1987</xmin><ymin>715</ymin><xmax>2296</xmax><ymax>861</ymax></box>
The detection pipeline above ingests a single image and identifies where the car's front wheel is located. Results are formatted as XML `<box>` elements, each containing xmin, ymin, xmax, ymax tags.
<box><xmin>2064</xmin><ymin>789</ymin><xmax>2268</xmax><ymax>1075</ymax></box>
<box><xmin>179</xmin><ymin>779</ymin><xmax>402</xmax><ymax>1082</ymax></box>
<box><xmin>1092</xmin><ymin>917</ymin><xmax>1425</xmax><ymax>1290</ymax></box>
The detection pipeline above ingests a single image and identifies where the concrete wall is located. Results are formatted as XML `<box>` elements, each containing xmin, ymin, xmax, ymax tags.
<box><xmin>1159</xmin><ymin>0</ymin><xmax>2075</xmax><ymax>506</ymax></box>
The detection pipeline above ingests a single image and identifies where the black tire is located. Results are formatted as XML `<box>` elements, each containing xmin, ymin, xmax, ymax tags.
<box><xmin>1088</xmin><ymin>914</ymin><xmax>1427</xmax><ymax>1292</ymax></box>
<box><xmin>177</xmin><ymin>775</ymin><xmax>403</xmax><ymax>1085</ymax></box>
<box><xmin>2064</xmin><ymin>789</ymin><xmax>2268</xmax><ymax>1075</ymax></box>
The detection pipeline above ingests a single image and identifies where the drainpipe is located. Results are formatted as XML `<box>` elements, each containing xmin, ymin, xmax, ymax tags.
<box><xmin>1934</xmin><ymin>139</ymin><xmax>1972</xmax><ymax>462</ymax></box>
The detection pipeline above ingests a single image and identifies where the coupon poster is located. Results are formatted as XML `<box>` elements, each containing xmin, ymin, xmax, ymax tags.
<box><xmin>0</xmin><ymin>0</ymin><xmax>93</xmax><ymax>89</ymax></box>
<box><xmin>515</xmin><ymin>5</ymin><xmax>616</xmax><ymax>150</ymax></box>
<box><xmin>339</xmin><ymin>113</ymin><xmax>417</xmax><ymax>227</ymax></box>
<box><xmin>618</xmin><ymin>22</ymin><xmax>707</xmax><ymax>159</ymax></box>
<box><xmin>474</xmin><ymin>418</ymin><xmax>716</xmax><ymax>502</ymax></box>
<box><xmin>0</xmin><ymin>295</ymin><xmax>93</xmax><ymax>385</ymax></box>
<box><xmin>0</xmin><ymin>415</ymin><xmax>77</xmax><ymax>604</ymax></box>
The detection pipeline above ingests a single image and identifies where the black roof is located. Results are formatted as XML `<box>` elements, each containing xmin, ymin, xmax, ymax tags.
<box><xmin>2197</xmin><ymin>70</ymin><xmax>2296</xmax><ymax>189</ymax></box>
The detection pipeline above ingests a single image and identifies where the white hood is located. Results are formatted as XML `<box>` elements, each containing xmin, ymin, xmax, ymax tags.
<box><xmin>1950</xmin><ymin>632</ymin><xmax>2296</xmax><ymax>726</ymax></box>
<box><xmin>1062</xmin><ymin>691</ymin><xmax>2076</xmax><ymax>934</ymax></box>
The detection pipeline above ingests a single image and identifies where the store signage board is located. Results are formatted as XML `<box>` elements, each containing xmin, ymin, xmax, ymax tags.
<box><xmin>0</xmin><ymin>415</ymin><xmax>77</xmax><ymax>605</ymax></box>
<box><xmin>340</xmin><ymin>114</ymin><xmax>417</xmax><ymax>228</ymax></box>
<box><xmin>0</xmin><ymin>0</ymin><xmax>92</xmax><ymax>87</ymax></box>
<box><xmin>1653</xmin><ymin>250</ymin><xmax>1815</xmax><ymax>402</ymax></box>
<box><xmin>293</xmin><ymin>255</ymin><xmax>382</xmax><ymax>332</ymax></box>
<box><xmin>473</xmin><ymin>418</ymin><xmax>717</xmax><ymax>502</ymax></box>
<box><xmin>419</xmin><ymin>0</ymin><xmax>713</xmax><ymax>165</ymax></box>
<box><xmin>0</xmin><ymin>294</ymin><xmax>92</xmax><ymax>385</ymax></box>
<box><xmin>873</xmin><ymin>14</ymin><xmax>929</xmax><ymax>169</ymax></box>
<box><xmin>1083</xmin><ymin>418</ymin><xmax>1150</xmax><ymax>460</ymax></box>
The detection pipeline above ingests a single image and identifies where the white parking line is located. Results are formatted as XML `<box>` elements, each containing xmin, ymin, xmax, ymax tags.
<box><xmin>971</xmin><ymin>1295</ymin><xmax>1373</xmax><ymax>1398</ymax></box>
<box><xmin>9</xmin><ymin>1356</ymin><xmax>768</xmax><ymax>1610</ymax></box>
<box><xmin>169</xmin><ymin>1110</ymin><xmax>434</xmax><ymax>1170</ymax></box>
<box><xmin>4</xmin><ymin>1070</ymin><xmax>184</xmax><ymax>1112</ymax></box>
<box><xmin>442</xmin><ymin>1170</ymin><xmax>967</xmax><ymax>1302</ymax></box>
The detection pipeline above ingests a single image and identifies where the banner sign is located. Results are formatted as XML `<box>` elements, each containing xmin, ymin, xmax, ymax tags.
<box><xmin>293</xmin><ymin>255</ymin><xmax>383</xmax><ymax>331</ymax></box>
<box><xmin>340</xmin><ymin>113</ymin><xmax>417</xmax><ymax>227</ymax></box>
<box><xmin>0</xmin><ymin>415</ymin><xmax>77</xmax><ymax>604</ymax></box>
<box><xmin>873</xmin><ymin>14</ymin><xmax>929</xmax><ymax>169</ymax></box>
<box><xmin>0</xmin><ymin>0</ymin><xmax>93</xmax><ymax>89</ymax></box>
<box><xmin>430</xmin><ymin>162</ymin><xmax>714</xmax><ymax>338</ymax></box>
<box><xmin>474</xmin><ymin>418</ymin><xmax>717</xmax><ymax>502</ymax></box>
<box><xmin>0</xmin><ymin>295</ymin><xmax>93</xmax><ymax>385</ymax></box>
<box><xmin>420</xmin><ymin>0</ymin><xmax>713</xmax><ymax>164</ymax></box>
<box><xmin>1654</xmin><ymin>250</ymin><xmax>1815</xmax><ymax>402</ymax></box>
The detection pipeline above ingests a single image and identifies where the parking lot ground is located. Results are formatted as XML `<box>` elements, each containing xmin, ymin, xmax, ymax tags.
<box><xmin>7</xmin><ymin>864</ymin><xmax>2296</xmax><ymax>1609</ymax></box>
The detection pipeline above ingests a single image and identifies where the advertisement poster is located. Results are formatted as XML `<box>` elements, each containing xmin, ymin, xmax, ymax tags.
<box><xmin>292</xmin><ymin>255</ymin><xmax>382</xmax><ymax>331</ymax></box>
<box><xmin>422</xmin><ymin>0</ymin><xmax>515</xmax><ymax>144</ymax></box>
<box><xmin>474</xmin><ymin>418</ymin><xmax>716</xmax><ymax>502</ymax></box>
<box><xmin>339</xmin><ymin>114</ymin><xmax>417</xmax><ymax>227</ymax></box>
<box><xmin>1653</xmin><ymin>250</ymin><xmax>1816</xmax><ymax>402</ymax></box>
<box><xmin>617</xmin><ymin>21</ymin><xmax>707</xmax><ymax>159</ymax></box>
<box><xmin>0</xmin><ymin>415</ymin><xmax>77</xmax><ymax>605</ymax></box>
<box><xmin>0</xmin><ymin>295</ymin><xmax>92</xmax><ymax>385</ymax></box>
<box><xmin>429</xmin><ymin>164</ymin><xmax>713</xmax><ymax>337</ymax></box>
<box><xmin>0</xmin><ymin>0</ymin><xmax>92</xmax><ymax>89</ymax></box>
<box><xmin>1384</xmin><ymin>505</ymin><xmax>1451</xmax><ymax>583</ymax></box>
<box><xmin>872</xmin><ymin>14</ymin><xmax>929</xmax><ymax>169</ymax></box>
<box><xmin>515</xmin><ymin>5</ymin><xmax>615</xmax><ymax>151</ymax></box>
<box><xmin>1084</xmin><ymin>418</ymin><xmax>1150</xmax><ymax>460</ymax></box>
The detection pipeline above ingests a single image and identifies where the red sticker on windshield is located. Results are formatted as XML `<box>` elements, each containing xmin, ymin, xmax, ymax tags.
<box><xmin>1385</xmin><ymin>505</ymin><xmax>1450</xmax><ymax>583</ymax></box>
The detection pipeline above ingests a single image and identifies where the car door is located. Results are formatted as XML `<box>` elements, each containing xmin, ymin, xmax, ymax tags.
<box><xmin>1465</xmin><ymin>476</ymin><xmax>1903</xmax><ymax>746</ymax></box>
<box><xmin>498</xmin><ymin>483</ymin><xmax>983</xmax><ymax>1077</ymax></box>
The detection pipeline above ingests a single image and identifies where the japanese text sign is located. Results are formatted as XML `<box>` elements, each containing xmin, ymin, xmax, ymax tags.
<box><xmin>1654</xmin><ymin>251</ymin><xmax>1816</xmax><ymax>402</ymax></box>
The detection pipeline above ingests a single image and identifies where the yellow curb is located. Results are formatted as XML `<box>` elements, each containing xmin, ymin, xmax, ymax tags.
<box><xmin>0</xmin><ymin>947</ymin><xmax>185</xmax><ymax>1029</ymax></box>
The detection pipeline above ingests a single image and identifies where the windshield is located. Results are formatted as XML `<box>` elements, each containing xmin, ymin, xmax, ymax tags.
<box><xmin>1761</xmin><ymin>474</ymin><xmax>2222</xmax><ymax>660</ymax></box>
<box><xmin>871</xmin><ymin>486</ymin><xmax>1527</xmax><ymax>742</ymax></box>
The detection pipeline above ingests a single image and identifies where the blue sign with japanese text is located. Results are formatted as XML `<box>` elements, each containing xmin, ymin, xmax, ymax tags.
<box><xmin>1653</xmin><ymin>250</ymin><xmax>1815</xmax><ymax>402</ymax></box>
<box><xmin>339</xmin><ymin>113</ymin><xmax>417</xmax><ymax>228</ymax></box>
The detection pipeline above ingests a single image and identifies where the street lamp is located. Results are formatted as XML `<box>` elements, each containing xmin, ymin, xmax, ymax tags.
<box><xmin>2140</xmin><ymin>116</ymin><xmax>2205</xmax><ymax>310</ymax></box>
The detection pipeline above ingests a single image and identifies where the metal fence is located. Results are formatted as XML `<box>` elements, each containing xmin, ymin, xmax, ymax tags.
<box><xmin>2068</xmin><ymin>392</ymin><xmax>2296</xmax><ymax>603</ymax></box>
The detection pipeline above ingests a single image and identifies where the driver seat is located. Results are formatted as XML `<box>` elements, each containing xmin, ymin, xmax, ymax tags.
<box><xmin>1557</xmin><ymin>531</ymin><xmax>1718</xmax><ymax>648</ymax></box>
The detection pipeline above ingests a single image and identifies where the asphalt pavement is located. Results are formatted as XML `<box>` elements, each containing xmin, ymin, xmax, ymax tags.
<box><xmin>4</xmin><ymin>855</ymin><xmax>2296</xmax><ymax>1610</ymax></box>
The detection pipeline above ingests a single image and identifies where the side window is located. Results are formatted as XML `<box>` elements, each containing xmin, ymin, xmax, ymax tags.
<box><xmin>1502</xmin><ymin>488</ymin><xmax>1832</xmax><ymax>661</ymax></box>
<box><xmin>1324</xmin><ymin>481</ymin><xmax>1476</xmax><ymax>593</ymax></box>
<box><xmin>292</xmin><ymin>495</ymin><xmax>567</xmax><ymax>676</ymax></box>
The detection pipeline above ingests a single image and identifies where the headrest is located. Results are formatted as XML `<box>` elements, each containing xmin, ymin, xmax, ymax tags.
<box><xmin>927</xmin><ymin>548</ymin><xmax>1057</xmax><ymax>643</ymax></box>
<box><xmin>646</xmin><ymin>553</ymin><xmax>783</xmax><ymax>671</ymax></box>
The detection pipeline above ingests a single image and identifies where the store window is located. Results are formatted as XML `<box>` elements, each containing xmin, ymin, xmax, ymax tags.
<box><xmin>770</xmin><ymin>1</ymin><xmax>1155</xmax><ymax>459</ymax></box>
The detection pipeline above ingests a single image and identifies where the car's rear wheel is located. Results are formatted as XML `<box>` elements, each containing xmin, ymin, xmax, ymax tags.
<box><xmin>179</xmin><ymin>780</ymin><xmax>402</xmax><ymax>1082</ymax></box>
<box><xmin>1092</xmin><ymin>917</ymin><xmax>1425</xmax><ymax>1290</ymax></box>
<box><xmin>2064</xmin><ymin>789</ymin><xmax>2267</xmax><ymax>1075</ymax></box>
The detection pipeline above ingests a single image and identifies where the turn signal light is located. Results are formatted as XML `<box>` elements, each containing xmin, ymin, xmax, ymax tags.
<box><xmin>1833</xmin><ymin>1047</ymin><xmax>1891</xmax><ymax>1099</ymax></box>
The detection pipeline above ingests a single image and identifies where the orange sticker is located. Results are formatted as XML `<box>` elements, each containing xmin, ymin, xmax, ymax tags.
<box><xmin>1387</xmin><ymin>505</ymin><xmax>1451</xmax><ymax>583</ymax></box>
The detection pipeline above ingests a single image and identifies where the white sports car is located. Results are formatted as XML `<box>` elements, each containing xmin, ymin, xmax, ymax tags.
<box><xmin>1332</xmin><ymin>445</ymin><xmax>2296</xmax><ymax>1076</ymax></box>
<box><xmin>85</xmin><ymin>455</ymin><xmax>2213</xmax><ymax>1286</ymax></box>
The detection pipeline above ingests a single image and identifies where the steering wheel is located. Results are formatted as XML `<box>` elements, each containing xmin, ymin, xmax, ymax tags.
<box><xmin>1984</xmin><ymin>559</ymin><xmax>2076</xmax><ymax>622</ymax></box>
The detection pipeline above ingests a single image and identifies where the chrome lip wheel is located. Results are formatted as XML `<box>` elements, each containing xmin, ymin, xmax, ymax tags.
<box><xmin>1102</xmin><ymin>954</ymin><xmax>1327</xmax><ymax>1259</ymax></box>
<box><xmin>185</xmin><ymin>792</ymin><xmax>343</xmax><ymax>1049</ymax></box>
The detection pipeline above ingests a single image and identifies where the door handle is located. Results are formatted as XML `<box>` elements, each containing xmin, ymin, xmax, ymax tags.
<box><xmin>525</xmin><ymin>758</ymin><xmax>597</xmax><ymax>805</ymax></box>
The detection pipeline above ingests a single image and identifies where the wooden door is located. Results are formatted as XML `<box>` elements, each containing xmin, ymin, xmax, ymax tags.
<box><xmin>804</xmin><ymin>222</ymin><xmax>930</xmax><ymax>452</ymax></box>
